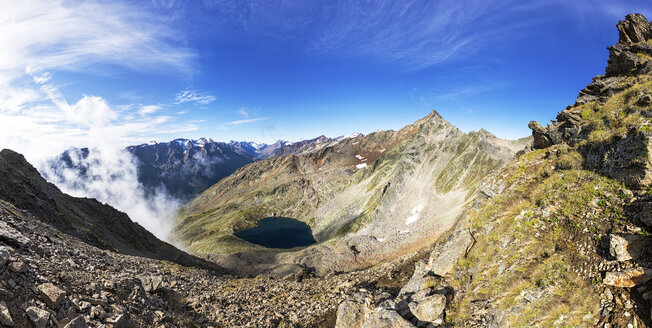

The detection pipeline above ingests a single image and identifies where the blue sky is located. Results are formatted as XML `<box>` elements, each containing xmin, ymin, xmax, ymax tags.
<box><xmin>1</xmin><ymin>0</ymin><xmax>651</xmax><ymax>160</ymax></box>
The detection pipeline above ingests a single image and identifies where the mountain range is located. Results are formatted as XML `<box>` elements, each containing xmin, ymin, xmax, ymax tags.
<box><xmin>46</xmin><ymin>135</ymin><xmax>360</xmax><ymax>201</ymax></box>
<box><xmin>0</xmin><ymin>13</ymin><xmax>648</xmax><ymax>328</ymax></box>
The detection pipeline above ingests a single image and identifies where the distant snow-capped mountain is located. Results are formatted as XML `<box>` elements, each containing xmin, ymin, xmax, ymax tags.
<box><xmin>42</xmin><ymin>136</ymin><xmax>350</xmax><ymax>201</ymax></box>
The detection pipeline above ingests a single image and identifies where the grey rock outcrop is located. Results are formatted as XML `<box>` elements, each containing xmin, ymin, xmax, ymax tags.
<box><xmin>616</xmin><ymin>13</ymin><xmax>652</xmax><ymax>46</ymax></box>
<box><xmin>428</xmin><ymin>230</ymin><xmax>473</xmax><ymax>277</ymax></box>
<box><xmin>608</xmin><ymin>234</ymin><xmax>651</xmax><ymax>261</ymax></box>
<box><xmin>408</xmin><ymin>293</ymin><xmax>446</xmax><ymax>324</ymax></box>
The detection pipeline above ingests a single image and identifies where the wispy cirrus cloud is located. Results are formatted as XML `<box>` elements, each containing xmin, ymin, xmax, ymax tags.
<box><xmin>237</xmin><ymin>108</ymin><xmax>250</xmax><ymax>118</ymax></box>
<box><xmin>0</xmin><ymin>0</ymin><xmax>194</xmax><ymax>76</ymax></box>
<box><xmin>226</xmin><ymin>118</ymin><xmax>267</xmax><ymax>125</ymax></box>
<box><xmin>173</xmin><ymin>0</ymin><xmax>649</xmax><ymax>70</ymax></box>
<box><xmin>175</xmin><ymin>0</ymin><xmax>548</xmax><ymax>70</ymax></box>
<box><xmin>174</xmin><ymin>88</ymin><xmax>216</xmax><ymax>105</ymax></box>
<box><xmin>138</xmin><ymin>105</ymin><xmax>163</xmax><ymax>115</ymax></box>
<box><xmin>0</xmin><ymin>0</ymin><xmax>197</xmax><ymax>158</ymax></box>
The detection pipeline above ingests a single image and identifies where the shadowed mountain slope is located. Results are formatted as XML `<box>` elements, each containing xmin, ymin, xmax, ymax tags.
<box><xmin>0</xmin><ymin>149</ymin><xmax>219</xmax><ymax>269</ymax></box>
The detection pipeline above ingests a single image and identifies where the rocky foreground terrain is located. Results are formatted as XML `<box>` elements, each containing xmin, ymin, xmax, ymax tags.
<box><xmin>0</xmin><ymin>13</ymin><xmax>650</xmax><ymax>328</ymax></box>
<box><xmin>0</xmin><ymin>196</ymin><xmax>435</xmax><ymax>327</ymax></box>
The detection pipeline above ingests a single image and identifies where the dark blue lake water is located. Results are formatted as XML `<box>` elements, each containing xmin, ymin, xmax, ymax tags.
<box><xmin>234</xmin><ymin>217</ymin><xmax>317</xmax><ymax>249</ymax></box>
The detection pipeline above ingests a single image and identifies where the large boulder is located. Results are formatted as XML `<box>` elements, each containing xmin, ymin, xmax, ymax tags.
<box><xmin>429</xmin><ymin>230</ymin><xmax>473</xmax><ymax>277</ymax></box>
<box><xmin>63</xmin><ymin>316</ymin><xmax>88</xmax><ymax>328</ymax></box>
<box><xmin>37</xmin><ymin>283</ymin><xmax>66</xmax><ymax>309</ymax></box>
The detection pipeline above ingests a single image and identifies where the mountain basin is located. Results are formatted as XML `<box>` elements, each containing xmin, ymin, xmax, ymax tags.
<box><xmin>234</xmin><ymin>217</ymin><xmax>317</xmax><ymax>249</ymax></box>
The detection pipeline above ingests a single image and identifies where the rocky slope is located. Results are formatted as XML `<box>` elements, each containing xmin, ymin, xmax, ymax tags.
<box><xmin>173</xmin><ymin>111</ymin><xmax>530</xmax><ymax>275</ymax></box>
<box><xmin>0</xmin><ymin>188</ymin><xmax>439</xmax><ymax>328</ymax></box>
<box><xmin>0</xmin><ymin>149</ymin><xmax>212</xmax><ymax>268</ymax></box>
<box><xmin>331</xmin><ymin>13</ymin><xmax>652</xmax><ymax>328</ymax></box>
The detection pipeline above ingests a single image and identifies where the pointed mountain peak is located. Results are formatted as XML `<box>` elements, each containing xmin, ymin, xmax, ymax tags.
<box><xmin>426</xmin><ymin>109</ymin><xmax>444</xmax><ymax>120</ymax></box>
<box><xmin>409</xmin><ymin>109</ymin><xmax>453</xmax><ymax>130</ymax></box>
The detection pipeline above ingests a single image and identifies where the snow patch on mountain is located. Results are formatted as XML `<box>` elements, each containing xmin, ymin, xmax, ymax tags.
<box><xmin>405</xmin><ymin>204</ymin><xmax>424</xmax><ymax>225</ymax></box>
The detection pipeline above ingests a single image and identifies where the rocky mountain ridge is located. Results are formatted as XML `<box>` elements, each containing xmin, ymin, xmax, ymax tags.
<box><xmin>173</xmin><ymin>110</ymin><xmax>530</xmax><ymax>276</ymax></box>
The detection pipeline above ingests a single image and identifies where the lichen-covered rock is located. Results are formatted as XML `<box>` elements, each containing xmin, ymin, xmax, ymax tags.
<box><xmin>335</xmin><ymin>300</ymin><xmax>369</xmax><ymax>328</ymax></box>
<box><xmin>604</xmin><ymin>267</ymin><xmax>652</xmax><ymax>287</ymax></box>
<box><xmin>409</xmin><ymin>294</ymin><xmax>446</xmax><ymax>324</ymax></box>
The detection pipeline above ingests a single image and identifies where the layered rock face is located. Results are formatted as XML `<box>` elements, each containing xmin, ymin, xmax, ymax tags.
<box><xmin>173</xmin><ymin>111</ymin><xmax>529</xmax><ymax>275</ymax></box>
<box><xmin>529</xmin><ymin>13</ymin><xmax>652</xmax><ymax>189</ymax></box>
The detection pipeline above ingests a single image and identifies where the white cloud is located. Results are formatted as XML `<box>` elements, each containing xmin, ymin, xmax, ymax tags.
<box><xmin>138</xmin><ymin>105</ymin><xmax>163</xmax><ymax>115</ymax></box>
<box><xmin>226</xmin><ymin>117</ymin><xmax>267</xmax><ymax>125</ymax></box>
<box><xmin>0</xmin><ymin>0</ymin><xmax>198</xmax><ymax>241</ymax></box>
<box><xmin>0</xmin><ymin>80</ymin><xmax>199</xmax><ymax>241</ymax></box>
<box><xmin>174</xmin><ymin>88</ymin><xmax>216</xmax><ymax>105</ymax></box>
<box><xmin>0</xmin><ymin>0</ymin><xmax>194</xmax><ymax>75</ymax></box>
<box><xmin>40</xmin><ymin>146</ymin><xmax>181</xmax><ymax>240</ymax></box>
<box><xmin>237</xmin><ymin>108</ymin><xmax>250</xmax><ymax>118</ymax></box>
<box><xmin>25</xmin><ymin>66</ymin><xmax>51</xmax><ymax>84</ymax></box>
